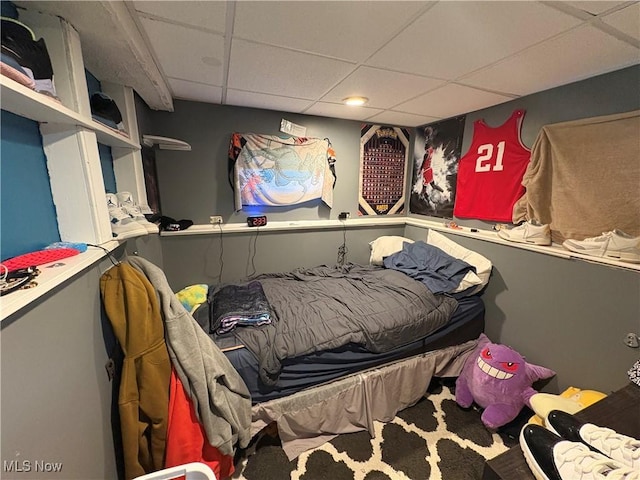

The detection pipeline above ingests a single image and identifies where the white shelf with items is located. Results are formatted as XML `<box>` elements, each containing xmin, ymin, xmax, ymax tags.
<box><xmin>1</xmin><ymin>7</ymin><xmax>152</xmax><ymax>320</ymax></box>
<box><xmin>405</xmin><ymin>217</ymin><xmax>640</xmax><ymax>273</ymax></box>
<box><xmin>0</xmin><ymin>76</ymin><xmax>139</xmax><ymax>149</ymax></box>
<box><xmin>162</xmin><ymin>216</ymin><xmax>640</xmax><ymax>273</ymax></box>
<box><xmin>0</xmin><ymin>241</ymin><xmax>120</xmax><ymax>323</ymax></box>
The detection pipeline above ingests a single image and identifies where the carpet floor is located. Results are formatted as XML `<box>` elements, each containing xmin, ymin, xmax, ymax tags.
<box><xmin>231</xmin><ymin>379</ymin><xmax>520</xmax><ymax>480</ymax></box>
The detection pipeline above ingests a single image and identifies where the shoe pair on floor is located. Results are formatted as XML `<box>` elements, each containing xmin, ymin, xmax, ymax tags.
<box><xmin>498</xmin><ymin>221</ymin><xmax>640</xmax><ymax>263</ymax></box>
<box><xmin>106</xmin><ymin>192</ymin><xmax>159</xmax><ymax>240</ymax></box>
<box><xmin>520</xmin><ymin>410</ymin><xmax>640</xmax><ymax>479</ymax></box>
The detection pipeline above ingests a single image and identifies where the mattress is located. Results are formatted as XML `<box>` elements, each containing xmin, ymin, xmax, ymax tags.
<box><xmin>202</xmin><ymin>294</ymin><xmax>484</xmax><ymax>404</ymax></box>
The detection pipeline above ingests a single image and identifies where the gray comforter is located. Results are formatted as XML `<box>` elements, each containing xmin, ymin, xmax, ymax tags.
<box><xmin>232</xmin><ymin>263</ymin><xmax>458</xmax><ymax>385</ymax></box>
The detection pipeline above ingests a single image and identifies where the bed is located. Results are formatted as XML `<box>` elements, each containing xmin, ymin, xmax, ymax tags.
<box><xmin>194</xmin><ymin>288</ymin><xmax>484</xmax><ymax>405</ymax></box>
<box><xmin>186</xmin><ymin>232</ymin><xmax>493</xmax><ymax>459</ymax></box>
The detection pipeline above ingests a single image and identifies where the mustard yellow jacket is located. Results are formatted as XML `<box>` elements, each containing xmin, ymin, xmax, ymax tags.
<box><xmin>100</xmin><ymin>263</ymin><xmax>171</xmax><ymax>480</ymax></box>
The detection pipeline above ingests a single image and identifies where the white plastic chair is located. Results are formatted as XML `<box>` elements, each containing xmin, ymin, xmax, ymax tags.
<box><xmin>132</xmin><ymin>462</ymin><xmax>217</xmax><ymax>480</ymax></box>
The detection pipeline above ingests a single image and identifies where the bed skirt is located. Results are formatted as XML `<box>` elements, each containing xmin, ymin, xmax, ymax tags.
<box><xmin>250</xmin><ymin>338</ymin><xmax>478</xmax><ymax>460</ymax></box>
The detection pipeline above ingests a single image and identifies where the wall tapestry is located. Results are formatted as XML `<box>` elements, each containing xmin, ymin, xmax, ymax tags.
<box><xmin>409</xmin><ymin>115</ymin><xmax>466</xmax><ymax>218</ymax></box>
<box><xmin>229</xmin><ymin>133</ymin><xmax>336</xmax><ymax>211</ymax></box>
<box><xmin>359</xmin><ymin>124</ymin><xmax>409</xmax><ymax>216</ymax></box>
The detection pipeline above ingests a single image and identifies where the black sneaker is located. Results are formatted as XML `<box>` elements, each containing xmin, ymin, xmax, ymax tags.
<box><xmin>519</xmin><ymin>424</ymin><xmax>638</xmax><ymax>480</ymax></box>
<box><xmin>546</xmin><ymin>410</ymin><xmax>640</xmax><ymax>470</ymax></box>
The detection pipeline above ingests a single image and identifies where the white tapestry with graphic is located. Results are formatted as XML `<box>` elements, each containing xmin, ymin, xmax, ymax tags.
<box><xmin>231</xmin><ymin>134</ymin><xmax>335</xmax><ymax>211</ymax></box>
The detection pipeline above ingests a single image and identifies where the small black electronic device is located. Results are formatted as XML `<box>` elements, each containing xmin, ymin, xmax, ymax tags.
<box><xmin>247</xmin><ymin>215</ymin><xmax>267</xmax><ymax>227</ymax></box>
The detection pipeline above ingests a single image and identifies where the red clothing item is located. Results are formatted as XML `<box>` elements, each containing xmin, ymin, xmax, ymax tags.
<box><xmin>454</xmin><ymin>109</ymin><xmax>531</xmax><ymax>222</ymax></box>
<box><xmin>165</xmin><ymin>368</ymin><xmax>235</xmax><ymax>480</ymax></box>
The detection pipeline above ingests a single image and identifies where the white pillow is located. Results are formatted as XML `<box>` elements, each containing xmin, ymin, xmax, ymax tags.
<box><xmin>369</xmin><ymin>236</ymin><xmax>414</xmax><ymax>266</ymax></box>
<box><xmin>426</xmin><ymin>230</ymin><xmax>492</xmax><ymax>295</ymax></box>
<box><xmin>453</xmin><ymin>271</ymin><xmax>484</xmax><ymax>294</ymax></box>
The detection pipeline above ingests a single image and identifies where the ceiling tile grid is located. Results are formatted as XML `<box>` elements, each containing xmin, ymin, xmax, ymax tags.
<box><xmin>139</xmin><ymin>16</ymin><xmax>225</xmax><ymax>86</ymax></box>
<box><xmin>225</xmin><ymin>89</ymin><xmax>315</xmax><ymax>113</ymax></box>
<box><xmin>13</xmin><ymin>1</ymin><xmax>640</xmax><ymax>126</ymax></box>
<box><xmin>169</xmin><ymin>78</ymin><xmax>222</xmax><ymax>105</ymax></box>
<box><xmin>320</xmin><ymin>66</ymin><xmax>446</xmax><ymax>109</ymax></box>
<box><xmin>364</xmin><ymin>1</ymin><xmax>582</xmax><ymax>80</ymax></box>
<box><xmin>461</xmin><ymin>24</ymin><xmax>640</xmax><ymax>96</ymax></box>
<box><xmin>232</xmin><ymin>1</ymin><xmax>431</xmax><ymax>63</ymax></box>
<box><xmin>228</xmin><ymin>39</ymin><xmax>357</xmax><ymax>100</ymax></box>
<box><xmin>600</xmin><ymin>2</ymin><xmax>640</xmax><ymax>41</ymax></box>
<box><xmin>395</xmin><ymin>83</ymin><xmax>515</xmax><ymax>119</ymax></box>
<box><xmin>133</xmin><ymin>0</ymin><xmax>228</xmax><ymax>33</ymax></box>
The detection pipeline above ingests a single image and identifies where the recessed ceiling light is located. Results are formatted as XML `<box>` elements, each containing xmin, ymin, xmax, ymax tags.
<box><xmin>343</xmin><ymin>96</ymin><xmax>368</xmax><ymax>106</ymax></box>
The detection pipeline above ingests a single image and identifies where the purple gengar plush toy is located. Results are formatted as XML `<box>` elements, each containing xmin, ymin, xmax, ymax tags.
<box><xmin>455</xmin><ymin>333</ymin><xmax>556</xmax><ymax>430</ymax></box>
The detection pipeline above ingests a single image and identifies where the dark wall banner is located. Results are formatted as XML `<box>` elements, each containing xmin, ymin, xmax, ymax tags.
<box><xmin>410</xmin><ymin>115</ymin><xmax>466</xmax><ymax>218</ymax></box>
<box><xmin>359</xmin><ymin>124</ymin><xmax>410</xmax><ymax>216</ymax></box>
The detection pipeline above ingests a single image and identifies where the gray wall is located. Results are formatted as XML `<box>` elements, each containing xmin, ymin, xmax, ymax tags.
<box><xmin>432</xmin><ymin>65</ymin><xmax>640</xmax><ymax>231</ymax></box>
<box><xmin>1</xmin><ymin>66</ymin><xmax>637</xmax><ymax>479</ymax></box>
<box><xmin>1</xmin><ymin>256</ymin><xmax>121</xmax><ymax>480</ymax></box>
<box><xmin>462</xmin><ymin>65</ymin><xmax>640</xmax><ymax>154</ymax></box>
<box><xmin>405</xmin><ymin>65</ymin><xmax>640</xmax><ymax>393</ymax></box>
<box><xmin>405</xmin><ymin>226</ymin><xmax>640</xmax><ymax>395</ymax></box>
<box><xmin>147</xmin><ymin>104</ymin><xmax>366</xmax><ymax>225</ymax></box>
<box><xmin>161</xmin><ymin>226</ymin><xmax>405</xmax><ymax>291</ymax></box>
<box><xmin>155</xmin><ymin>65</ymin><xmax>640</xmax><ymax>394</ymax></box>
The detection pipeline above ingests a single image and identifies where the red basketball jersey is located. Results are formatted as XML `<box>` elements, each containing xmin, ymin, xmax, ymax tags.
<box><xmin>454</xmin><ymin>109</ymin><xmax>530</xmax><ymax>222</ymax></box>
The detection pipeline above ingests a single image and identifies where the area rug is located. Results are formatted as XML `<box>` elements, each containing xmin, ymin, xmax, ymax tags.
<box><xmin>231</xmin><ymin>380</ymin><xmax>519</xmax><ymax>480</ymax></box>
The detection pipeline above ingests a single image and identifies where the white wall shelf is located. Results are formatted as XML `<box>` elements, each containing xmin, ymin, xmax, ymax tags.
<box><xmin>0</xmin><ymin>76</ymin><xmax>140</xmax><ymax>149</ymax></box>
<box><xmin>0</xmin><ymin>241</ymin><xmax>120</xmax><ymax>322</ymax></box>
<box><xmin>1</xmin><ymin>7</ymin><xmax>154</xmax><ymax>323</ymax></box>
<box><xmin>162</xmin><ymin>216</ymin><xmax>640</xmax><ymax>273</ymax></box>
<box><xmin>160</xmin><ymin>216</ymin><xmax>406</xmax><ymax>236</ymax></box>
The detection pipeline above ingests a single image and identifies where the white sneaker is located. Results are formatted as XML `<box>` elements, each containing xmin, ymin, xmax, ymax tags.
<box><xmin>520</xmin><ymin>424</ymin><xmax>639</xmax><ymax>480</ymax></box>
<box><xmin>546</xmin><ymin>410</ymin><xmax>640</xmax><ymax>470</ymax></box>
<box><xmin>498</xmin><ymin>220</ymin><xmax>551</xmax><ymax>246</ymax></box>
<box><xmin>116</xmin><ymin>191</ymin><xmax>159</xmax><ymax>234</ymax></box>
<box><xmin>106</xmin><ymin>193</ymin><xmax>148</xmax><ymax>239</ymax></box>
<box><xmin>562</xmin><ymin>230</ymin><xmax>640</xmax><ymax>263</ymax></box>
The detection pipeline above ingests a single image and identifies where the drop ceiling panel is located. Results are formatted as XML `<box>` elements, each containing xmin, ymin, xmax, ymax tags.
<box><xmin>601</xmin><ymin>3</ymin><xmax>640</xmax><ymax>41</ymax></box>
<box><xmin>14</xmin><ymin>1</ymin><xmax>639</xmax><ymax>121</ymax></box>
<box><xmin>462</xmin><ymin>25</ymin><xmax>640</xmax><ymax>96</ymax></box>
<box><xmin>366</xmin><ymin>1</ymin><xmax>582</xmax><ymax>80</ymax></box>
<box><xmin>304</xmin><ymin>102</ymin><xmax>384</xmax><ymax>121</ymax></box>
<box><xmin>321</xmin><ymin>66</ymin><xmax>445</xmax><ymax>109</ymax></box>
<box><xmin>226</xmin><ymin>90</ymin><xmax>314</xmax><ymax>113</ymax></box>
<box><xmin>133</xmin><ymin>1</ymin><xmax>227</xmax><ymax>33</ymax></box>
<box><xmin>169</xmin><ymin>78</ymin><xmax>222</xmax><ymax>104</ymax></box>
<box><xmin>563</xmin><ymin>1</ymin><xmax>629</xmax><ymax>15</ymax></box>
<box><xmin>233</xmin><ymin>1</ymin><xmax>429</xmax><ymax>62</ymax></box>
<box><xmin>228</xmin><ymin>39</ymin><xmax>356</xmax><ymax>99</ymax></box>
<box><xmin>365</xmin><ymin>110</ymin><xmax>441</xmax><ymax>128</ymax></box>
<box><xmin>140</xmin><ymin>17</ymin><xmax>225</xmax><ymax>86</ymax></box>
<box><xmin>395</xmin><ymin>84</ymin><xmax>513</xmax><ymax>119</ymax></box>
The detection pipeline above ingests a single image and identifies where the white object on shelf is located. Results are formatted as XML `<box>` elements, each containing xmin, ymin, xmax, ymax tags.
<box><xmin>142</xmin><ymin>135</ymin><xmax>192</xmax><ymax>151</ymax></box>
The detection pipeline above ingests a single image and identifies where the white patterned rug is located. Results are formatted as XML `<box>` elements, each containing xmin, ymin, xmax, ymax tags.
<box><xmin>232</xmin><ymin>380</ymin><xmax>518</xmax><ymax>480</ymax></box>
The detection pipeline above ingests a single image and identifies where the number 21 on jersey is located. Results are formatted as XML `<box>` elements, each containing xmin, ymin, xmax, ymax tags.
<box><xmin>475</xmin><ymin>141</ymin><xmax>505</xmax><ymax>172</ymax></box>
